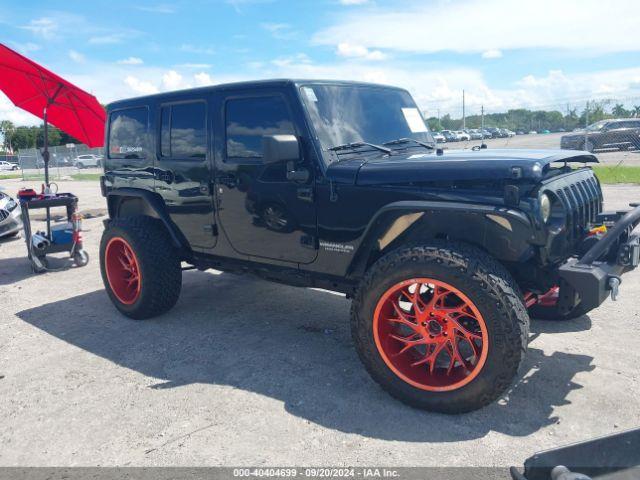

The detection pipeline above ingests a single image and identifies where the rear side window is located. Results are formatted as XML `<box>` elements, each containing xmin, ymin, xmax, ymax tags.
<box><xmin>108</xmin><ymin>107</ymin><xmax>149</xmax><ymax>159</ymax></box>
<box><xmin>160</xmin><ymin>101</ymin><xmax>207</xmax><ymax>159</ymax></box>
<box><xmin>225</xmin><ymin>96</ymin><xmax>295</xmax><ymax>162</ymax></box>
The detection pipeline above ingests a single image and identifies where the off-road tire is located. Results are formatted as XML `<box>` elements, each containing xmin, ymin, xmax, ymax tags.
<box><xmin>100</xmin><ymin>216</ymin><xmax>181</xmax><ymax>319</ymax></box>
<box><xmin>351</xmin><ymin>242</ymin><xmax>529</xmax><ymax>413</ymax></box>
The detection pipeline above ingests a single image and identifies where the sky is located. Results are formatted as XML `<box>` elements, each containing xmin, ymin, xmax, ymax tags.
<box><xmin>2</xmin><ymin>0</ymin><xmax>640</xmax><ymax>126</ymax></box>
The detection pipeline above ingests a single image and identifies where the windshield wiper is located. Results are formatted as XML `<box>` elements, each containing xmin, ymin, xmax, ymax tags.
<box><xmin>328</xmin><ymin>141</ymin><xmax>391</xmax><ymax>155</ymax></box>
<box><xmin>383</xmin><ymin>138</ymin><xmax>435</xmax><ymax>150</ymax></box>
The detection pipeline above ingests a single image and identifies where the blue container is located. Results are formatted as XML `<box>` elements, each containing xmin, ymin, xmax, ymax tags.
<box><xmin>51</xmin><ymin>222</ymin><xmax>74</xmax><ymax>245</ymax></box>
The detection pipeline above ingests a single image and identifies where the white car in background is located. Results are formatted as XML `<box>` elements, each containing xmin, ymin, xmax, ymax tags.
<box><xmin>0</xmin><ymin>191</ymin><xmax>22</xmax><ymax>238</ymax></box>
<box><xmin>0</xmin><ymin>160</ymin><xmax>19</xmax><ymax>171</ymax></box>
<box><xmin>455</xmin><ymin>130</ymin><xmax>471</xmax><ymax>141</ymax></box>
<box><xmin>74</xmin><ymin>154</ymin><xmax>103</xmax><ymax>169</ymax></box>
<box><xmin>432</xmin><ymin>131</ymin><xmax>446</xmax><ymax>143</ymax></box>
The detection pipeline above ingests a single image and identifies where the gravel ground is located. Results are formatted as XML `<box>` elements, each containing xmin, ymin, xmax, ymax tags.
<box><xmin>0</xmin><ymin>178</ymin><xmax>639</xmax><ymax>469</ymax></box>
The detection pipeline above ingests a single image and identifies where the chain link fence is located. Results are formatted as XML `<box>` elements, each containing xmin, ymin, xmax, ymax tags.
<box><xmin>1</xmin><ymin>144</ymin><xmax>104</xmax><ymax>181</ymax></box>
<box><xmin>424</xmin><ymin>96</ymin><xmax>640</xmax><ymax>166</ymax></box>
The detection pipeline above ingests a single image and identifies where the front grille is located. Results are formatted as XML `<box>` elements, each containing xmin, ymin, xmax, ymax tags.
<box><xmin>0</xmin><ymin>209</ymin><xmax>9</xmax><ymax>222</ymax></box>
<box><xmin>550</xmin><ymin>170</ymin><xmax>602</xmax><ymax>244</ymax></box>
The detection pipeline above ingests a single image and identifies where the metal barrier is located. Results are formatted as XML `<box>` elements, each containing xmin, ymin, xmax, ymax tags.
<box><xmin>5</xmin><ymin>144</ymin><xmax>105</xmax><ymax>181</ymax></box>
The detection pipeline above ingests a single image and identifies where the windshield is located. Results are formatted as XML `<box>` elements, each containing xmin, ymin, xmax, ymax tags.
<box><xmin>299</xmin><ymin>84</ymin><xmax>434</xmax><ymax>160</ymax></box>
<box><xmin>586</xmin><ymin>120</ymin><xmax>608</xmax><ymax>131</ymax></box>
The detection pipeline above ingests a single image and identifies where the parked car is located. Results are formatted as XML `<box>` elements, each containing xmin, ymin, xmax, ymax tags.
<box><xmin>541</xmin><ymin>129</ymin><xmax>551</xmax><ymax>134</ymax></box>
<box><xmin>0</xmin><ymin>160</ymin><xmax>19</xmax><ymax>171</ymax></box>
<box><xmin>74</xmin><ymin>154</ymin><xmax>103</xmax><ymax>168</ymax></box>
<box><xmin>100</xmin><ymin>78</ymin><xmax>640</xmax><ymax>414</ymax></box>
<box><xmin>481</xmin><ymin>129</ymin><xmax>494</xmax><ymax>138</ymax></box>
<box><xmin>455</xmin><ymin>130</ymin><xmax>471</xmax><ymax>141</ymax></box>
<box><xmin>516</xmin><ymin>130</ymin><xmax>525</xmax><ymax>135</ymax></box>
<box><xmin>485</xmin><ymin>127</ymin><xmax>505</xmax><ymax>138</ymax></box>
<box><xmin>466</xmin><ymin>129</ymin><xmax>483</xmax><ymax>140</ymax></box>
<box><xmin>0</xmin><ymin>191</ymin><xmax>22</xmax><ymax>238</ymax></box>
<box><xmin>431</xmin><ymin>131</ymin><xmax>446</xmax><ymax>143</ymax></box>
<box><xmin>528</xmin><ymin>130</ymin><xmax>538</xmax><ymax>134</ymax></box>
<box><xmin>560</xmin><ymin>118</ymin><xmax>640</xmax><ymax>152</ymax></box>
<box><xmin>441</xmin><ymin>130</ymin><xmax>459</xmax><ymax>142</ymax></box>
<box><xmin>503</xmin><ymin>129</ymin><xmax>516</xmax><ymax>137</ymax></box>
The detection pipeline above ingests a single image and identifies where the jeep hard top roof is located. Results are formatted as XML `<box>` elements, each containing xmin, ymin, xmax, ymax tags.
<box><xmin>106</xmin><ymin>79</ymin><xmax>406</xmax><ymax>110</ymax></box>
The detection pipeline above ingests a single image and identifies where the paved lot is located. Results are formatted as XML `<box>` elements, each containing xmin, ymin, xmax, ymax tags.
<box><xmin>0</xmin><ymin>178</ymin><xmax>639</xmax><ymax>469</ymax></box>
<box><xmin>444</xmin><ymin>132</ymin><xmax>640</xmax><ymax>165</ymax></box>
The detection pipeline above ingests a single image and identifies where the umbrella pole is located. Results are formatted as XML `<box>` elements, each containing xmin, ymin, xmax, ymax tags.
<box><xmin>43</xmin><ymin>106</ymin><xmax>51</xmax><ymax>239</ymax></box>
<box><xmin>43</xmin><ymin>106</ymin><xmax>49</xmax><ymax>187</ymax></box>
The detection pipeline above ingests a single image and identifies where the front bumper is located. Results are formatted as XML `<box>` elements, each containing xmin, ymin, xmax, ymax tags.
<box><xmin>557</xmin><ymin>204</ymin><xmax>640</xmax><ymax>313</ymax></box>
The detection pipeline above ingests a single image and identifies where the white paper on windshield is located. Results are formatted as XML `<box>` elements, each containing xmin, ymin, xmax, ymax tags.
<box><xmin>401</xmin><ymin>108</ymin><xmax>428</xmax><ymax>133</ymax></box>
<box><xmin>302</xmin><ymin>86</ymin><xmax>318</xmax><ymax>102</ymax></box>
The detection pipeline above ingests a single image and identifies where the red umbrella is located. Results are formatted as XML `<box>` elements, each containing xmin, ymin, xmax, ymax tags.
<box><xmin>0</xmin><ymin>43</ymin><xmax>106</xmax><ymax>185</ymax></box>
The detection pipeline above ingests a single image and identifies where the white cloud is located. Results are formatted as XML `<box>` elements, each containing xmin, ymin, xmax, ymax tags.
<box><xmin>194</xmin><ymin>72</ymin><xmax>214</xmax><ymax>86</ymax></box>
<box><xmin>162</xmin><ymin>70</ymin><xmax>188</xmax><ymax>90</ymax></box>
<box><xmin>124</xmin><ymin>76</ymin><xmax>159</xmax><ymax>95</ymax></box>
<box><xmin>68</xmin><ymin>50</ymin><xmax>85</xmax><ymax>63</ymax></box>
<box><xmin>89</xmin><ymin>33</ymin><xmax>127</xmax><ymax>45</ymax></box>
<box><xmin>336</xmin><ymin>42</ymin><xmax>386</xmax><ymax>60</ymax></box>
<box><xmin>10</xmin><ymin>42</ymin><xmax>41</xmax><ymax>53</ymax></box>
<box><xmin>20</xmin><ymin>17</ymin><xmax>58</xmax><ymax>40</ymax></box>
<box><xmin>177</xmin><ymin>63</ymin><xmax>212</xmax><ymax>69</ymax></box>
<box><xmin>135</xmin><ymin>4</ymin><xmax>175</xmax><ymax>13</ymax></box>
<box><xmin>226</xmin><ymin>0</ymin><xmax>275</xmax><ymax>13</ymax></box>
<box><xmin>180</xmin><ymin>44</ymin><xmax>216</xmax><ymax>55</ymax></box>
<box><xmin>481</xmin><ymin>49</ymin><xmax>502</xmax><ymax>59</ymax></box>
<box><xmin>118</xmin><ymin>57</ymin><xmax>144</xmax><ymax>65</ymax></box>
<box><xmin>339</xmin><ymin>0</ymin><xmax>369</xmax><ymax>4</ymax></box>
<box><xmin>0</xmin><ymin>93</ymin><xmax>42</xmax><ymax>126</ymax></box>
<box><xmin>271</xmin><ymin>53</ymin><xmax>312</xmax><ymax>68</ymax></box>
<box><xmin>314</xmin><ymin>0</ymin><xmax>640</xmax><ymax>55</ymax></box>
<box><xmin>261</xmin><ymin>22</ymin><xmax>296</xmax><ymax>39</ymax></box>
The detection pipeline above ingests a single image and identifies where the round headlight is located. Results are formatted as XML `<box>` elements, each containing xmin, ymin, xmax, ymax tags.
<box><xmin>540</xmin><ymin>193</ymin><xmax>551</xmax><ymax>223</ymax></box>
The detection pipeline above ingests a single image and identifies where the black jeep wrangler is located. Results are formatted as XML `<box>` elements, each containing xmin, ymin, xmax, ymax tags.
<box><xmin>100</xmin><ymin>80</ymin><xmax>640</xmax><ymax>413</ymax></box>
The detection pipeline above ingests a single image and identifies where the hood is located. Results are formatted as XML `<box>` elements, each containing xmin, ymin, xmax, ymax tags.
<box><xmin>325</xmin><ymin>148</ymin><xmax>598</xmax><ymax>186</ymax></box>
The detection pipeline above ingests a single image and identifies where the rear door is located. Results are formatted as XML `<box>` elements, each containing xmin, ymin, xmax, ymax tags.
<box><xmin>154</xmin><ymin>96</ymin><xmax>217</xmax><ymax>250</ymax></box>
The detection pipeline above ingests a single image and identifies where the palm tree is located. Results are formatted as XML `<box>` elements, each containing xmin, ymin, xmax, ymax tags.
<box><xmin>0</xmin><ymin>120</ymin><xmax>16</xmax><ymax>153</ymax></box>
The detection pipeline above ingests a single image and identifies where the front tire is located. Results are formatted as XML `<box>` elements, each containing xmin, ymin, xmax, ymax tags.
<box><xmin>100</xmin><ymin>216</ymin><xmax>182</xmax><ymax>319</ymax></box>
<box><xmin>351</xmin><ymin>242</ymin><xmax>529</xmax><ymax>413</ymax></box>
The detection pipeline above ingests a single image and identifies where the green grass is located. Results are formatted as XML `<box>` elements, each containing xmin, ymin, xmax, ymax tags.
<box><xmin>0</xmin><ymin>173</ymin><xmax>23</xmax><ymax>180</ymax></box>
<box><xmin>69</xmin><ymin>173</ymin><xmax>102</xmax><ymax>181</ymax></box>
<box><xmin>592</xmin><ymin>166</ymin><xmax>640</xmax><ymax>184</ymax></box>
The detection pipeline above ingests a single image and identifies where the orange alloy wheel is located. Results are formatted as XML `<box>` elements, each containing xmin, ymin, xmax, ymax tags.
<box><xmin>104</xmin><ymin>237</ymin><xmax>142</xmax><ymax>305</ymax></box>
<box><xmin>373</xmin><ymin>278</ymin><xmax>489</xmax><ymax>392</ymax></box>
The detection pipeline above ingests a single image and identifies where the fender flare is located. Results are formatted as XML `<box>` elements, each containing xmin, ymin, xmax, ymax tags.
<box><xmin>106</xmin><ymin>187</ymin><xmax>190</xmax><ymax>252</ymax></box>
<box><xmin>347</xmin><ymin>200</ymin><xmax>535</xmax><ymax>277</ymax></box>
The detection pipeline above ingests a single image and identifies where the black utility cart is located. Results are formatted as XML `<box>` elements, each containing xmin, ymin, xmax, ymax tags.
<box><xmin>20</xmin><ymin>193</ymin><xmax>89</xmax><ymax>273</ymax></box>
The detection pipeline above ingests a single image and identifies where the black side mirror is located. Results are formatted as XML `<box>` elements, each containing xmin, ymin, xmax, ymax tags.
<box><xmin>262</xmin><ymin>134</ymin><xmax>299</xmax><ymax>164</ymax></box>
<box><xmin>286</xmin><ymin>160</ymin><xmax>310</xmax><ymax>183</ymax></box>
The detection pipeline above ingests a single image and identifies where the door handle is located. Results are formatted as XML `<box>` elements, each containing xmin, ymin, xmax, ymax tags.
<box><xmin>297</xmin><ymin>187</ymin><xmax>314</xmax><ymax>203</ymax></box>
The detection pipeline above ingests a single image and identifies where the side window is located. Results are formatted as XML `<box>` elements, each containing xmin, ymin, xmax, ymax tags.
<box><xmin>159</xmin><ymin>101</ymin><xmax>207</xmax><ymax>159</ymax></box>
<box><xmin>225</xmin><ymin>95</ymin><xmax>295</xmax><ymax>162</ymax></box>
<box><xmin>108</xmin><ymin>107</ymin><xmax>149</xmax><ymax>159</ymax></box>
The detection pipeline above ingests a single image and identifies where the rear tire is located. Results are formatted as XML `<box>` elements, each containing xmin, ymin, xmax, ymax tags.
<box><xmin>100</xmin><ymin>216</ymin><xmax>182</xmax><ymax>319</ymax></box>
<box><xmin>351</xmin><ymin>242</ymin><xmax>529</xmax><ymax>413</ymax></box>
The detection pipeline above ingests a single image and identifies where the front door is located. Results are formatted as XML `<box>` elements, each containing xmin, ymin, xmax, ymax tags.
<box><xmin>215</xmin><ymin>92</ymin><xmax>317</xmax><ymax>264</ymax></box>
<box><xmin>154</xmin><ymin>97</ymin><xmax>216</xmax><ymax>250</ymax></box>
